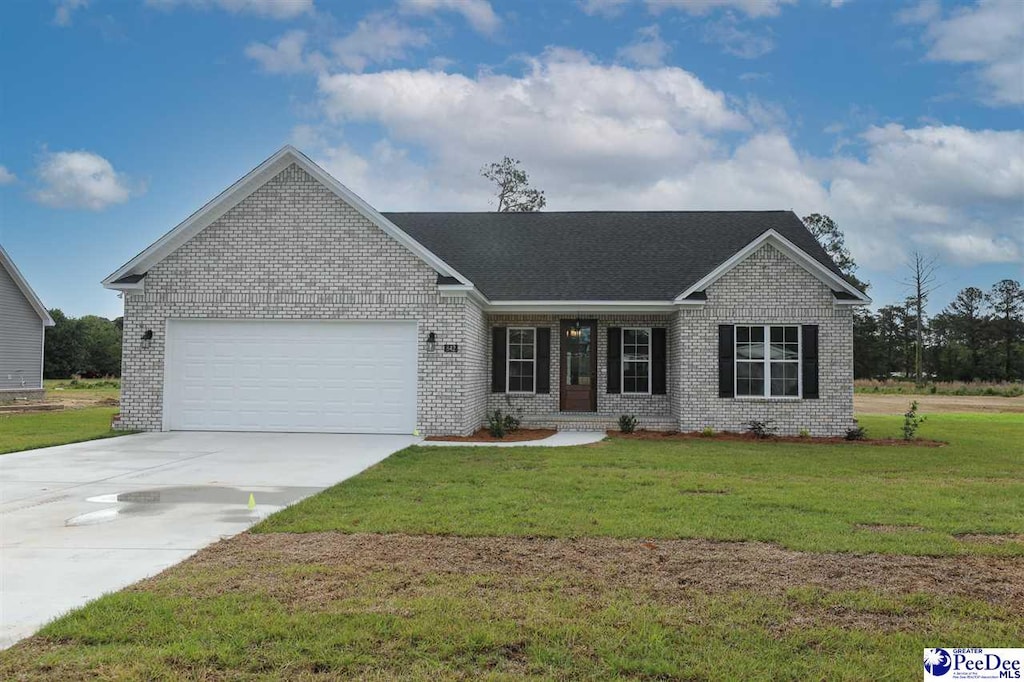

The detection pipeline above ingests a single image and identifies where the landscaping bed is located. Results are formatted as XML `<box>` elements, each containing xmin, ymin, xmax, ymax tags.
<box><xmin>609</xmin><ymin>429</ymin><xmax>947</xmax><ymax>447</ymax></box>
<box><xmin>425</xmin><ymin>427</ymin><xmax>556</xmax><ymax>442</ymax></box>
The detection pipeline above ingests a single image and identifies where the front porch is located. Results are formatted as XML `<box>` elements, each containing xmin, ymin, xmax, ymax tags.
<box><xmin>486</xmin><ymin>312</ymin><xmax>677</xmax><ymax>432</ymax></box>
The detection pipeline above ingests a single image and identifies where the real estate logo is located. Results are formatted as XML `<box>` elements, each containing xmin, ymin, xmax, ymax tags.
<box><xmin>924</xmin><ymin>648</ymin><xmax>1023</xmax><ymax>680</ymax></box>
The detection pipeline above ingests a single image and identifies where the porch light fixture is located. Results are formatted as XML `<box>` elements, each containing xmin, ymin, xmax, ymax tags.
<box><xmin>141</xmin><ymin>329</ymin><xmax>153</xmax><ymax>349</ymax></box>
<box><xmin>426</xmin><ymin>331</ymin><xmax>437</xmax><ymax>352</ymax></box>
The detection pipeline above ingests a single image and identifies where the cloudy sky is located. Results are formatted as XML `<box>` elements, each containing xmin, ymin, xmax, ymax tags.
<box><xmin>1</xmin><ymin>0</ymin><xmax>1021</xmax><ymax>318</ymax></box>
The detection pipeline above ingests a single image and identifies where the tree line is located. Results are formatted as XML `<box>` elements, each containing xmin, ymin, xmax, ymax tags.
<box><xmin>801</xmin><ymin>214</ymin><xmax>1023</xmax><ymax>383</ymax></box>
<box><xmin>43</xmin><ymin>310</ymin><xmax>122</xmax><ymax>379</ymax></box>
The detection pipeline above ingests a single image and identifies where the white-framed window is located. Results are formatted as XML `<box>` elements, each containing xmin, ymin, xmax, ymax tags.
<box><xmin>622</xmin><ymin>327</ymin><xmax>652</xmax><ymax>394</ymax></box>
<box><xmin>507</xmin><ymin>327</ymin><xmax>536</xmax><ymax>393</ymax></box>
<box><xmin>735</xmin><ymin>325</ymin><xmax>801</xmax><ymax>398</ymax></box>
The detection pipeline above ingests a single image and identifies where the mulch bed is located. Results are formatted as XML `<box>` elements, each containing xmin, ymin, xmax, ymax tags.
<box><xmin>156</xmin><ymin>533</ymin><xmax>1024</xmax><ymax>613</ymax></box>
<box><xmin>425</xmin><ymin>428</ymin><xmax>556</xmax><ymax>442</ymax></box>
<box><xmin>609</xmin><ymin>430</ymin><xmax>946</xmax><ymax>447</ymax></box>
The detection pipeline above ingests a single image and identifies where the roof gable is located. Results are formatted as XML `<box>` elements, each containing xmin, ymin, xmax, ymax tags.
<box><xmin>102</xmin><ymin>146</ymin><xmax>472</xmax><ymax>289</ymax></box>
<box><xmin>0</xmin><ymin>245</ymin><xmax>55</xmax><ymax>326</ymax></box>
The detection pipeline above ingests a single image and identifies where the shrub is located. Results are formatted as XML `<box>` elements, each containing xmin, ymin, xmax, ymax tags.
<box><xmin>798</xmin><ymin>428</ymin><xmax>810</xmax><ymax>438</ymax></box>
<box><xmin>902</xmin><ymin>400</ymin><xmax>926</xmax><ymax>440</ymax></box>
<box><xmin>701</xmin><ymin>426</ymin><xmax>715</xmax><ymax>437</ymax></box>
<box><xmin>486</xmin><ymin>410</ymin><xmax>520</xmax><ymax>438</ymax></box>
<box><xmin>845</xmin><ymin>424</ymin><xmax>867</xmax><ymax>441</ymax></box>
<box><xmin>618</xmin><ymin>414</ymin><xmax>638</xmax><ymax>434</ymax></box>
<box><xmin>746</xmin><ymin>419</ymin><xmax>777</xmax><ymax>439</ymax></box>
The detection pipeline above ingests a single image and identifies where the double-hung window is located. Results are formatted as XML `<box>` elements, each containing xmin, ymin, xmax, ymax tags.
<box><xmin>622</xmin><ymin>327</ymin><xmax>651</xmax><ymax>394</ymax></box>
<box><xmin>507</xmin><ymin>327</ymin><xmax>536</xmax><ymax>393</ymax></box>
<box><xmin>735</xmin><ymin>325</ymin><xmax>800</xmax><ymax>398</ymax></box>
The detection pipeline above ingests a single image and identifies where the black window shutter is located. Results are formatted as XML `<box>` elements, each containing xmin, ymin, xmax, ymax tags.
<box><xmin>802</xmin><ymin>325</ymin><xmax>819</xmax><ymax>399</ymax></box>
<box><xmin>718</xmin><ymin>325</ymin><xmax>734</xmax><ymax>398</ymax></box>
<box><xmin>491</xmin><ymin>327</ymin><xmax>507</xmax><ymax>393</ymax></box>
<box><xmin>651</xmin><ymin>328</ymin><xmax>667</xmax><ymax>395</ymax></box>
<box><xmin>607</xmin><ymin>327</ymin><xmax>621</xmax><ymax>394</ymax></box>
<box><xmin>535</xmin><ymin>327</ymin><xmax>551</xmax><ymax>394</ymax></box>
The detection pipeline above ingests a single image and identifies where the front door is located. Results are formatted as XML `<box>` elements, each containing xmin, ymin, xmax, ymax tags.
<box><xmin>560</xmin><ymin>319</ymin><xmax>597</xmax><ymax>412</ymax></box>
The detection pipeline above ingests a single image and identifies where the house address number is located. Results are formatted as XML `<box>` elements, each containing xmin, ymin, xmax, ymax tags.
<box><xmin>443</xmin><ymin>344</ymin><xmax>459</xmax><ymax>353</ymax></box>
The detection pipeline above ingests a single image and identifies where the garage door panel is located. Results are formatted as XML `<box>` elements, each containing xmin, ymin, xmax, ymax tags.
<box><xmin>165</xmin><ymin>320</ymin><xmax>417</xmax><ymax>434</ymax></box>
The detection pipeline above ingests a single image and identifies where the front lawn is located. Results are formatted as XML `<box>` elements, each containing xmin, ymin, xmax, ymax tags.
<box><xmin>0</xmin><ymin>406</ymin><xmax>122</xmax><ymax>454</ymax></box>
<box><xmin>259</xmin><ymin>413</ymin><xmax>1024</xmax><ymax>556</ymax></box>
<box><xmin>2</xmin><ymin>412</ymin><xmax>1022</xmax><ymax>680</ymax></box>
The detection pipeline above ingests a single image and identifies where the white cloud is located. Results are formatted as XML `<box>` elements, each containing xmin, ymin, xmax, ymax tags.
<box><xmin>825</xmin><ymin>124</ymin><xmax>1024</xmax><ymax>266</ymax></box>
<box><xmin>647</xmin><ymin>0</ymin><xmax>796</xmax><ymax>19</ymax></box>
<box><xmin>330</xmin><ymin>13</ymin><xmax>430</xmax><ymax>72</ymax></box>
<box><xmin>398</xmin><ymin>0</ymin><xmax>500</xmax><ymax>35</ymax></box>
<box><xmin>0</xmin><ymin>165</ymin><xmax>16</xmax><ymax>185</ymax></box>
<box><xmin>54</xmin><ymin>0</ymin><xmax>88</xmax><ymax>26</ymax></box>
<box><xmin>145</xmin><ymin>0</ymin><xmax>313</xmax><ymax>19</ymax></box>
<box><xmin>916</xmin><ymin>230</ymin><xmax>1022</xmax><ymax>265</ymax></box>
<box><xmin>264</xmin><ymin>46</ymin><xmax>1022</xmax><ymax>270</ymax></box>
<box><xmin>579</xmin><ymin>0</ymin><xmax>630</xmax><ymax>17</ymax></box>
<box><xmin>617</xmin><ymin>25</ymin><xmax>671</xmax><ymax>67</ymax></box>
<box><xmin>702</xmin><ymin>13</ymin><xmax>775</xmax><ymax>58</ymax></box>
<box><xmin>904</xmin><ymin>0</ymin><xmax>1024</xmax><ymax>105</ymax></box>
<box><xmin>32</xmin><ymin>150</ymin><xmax>136</xmax><ymax>210</ymax></box>
<box><xmin>246</xmin><ymin>30</ymin><xmax>322</xmax><ymax>74</ymax></box>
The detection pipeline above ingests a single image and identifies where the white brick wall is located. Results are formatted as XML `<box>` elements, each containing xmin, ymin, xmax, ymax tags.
<box><xmin>674</xmin><ymin>242</ymin><xmax>854</xmax><ymax>436</ymax></box>
<box><xmin>119</xmin><ymin>163</ymin><xmax>479</xmax><ymax>436</ymax></box>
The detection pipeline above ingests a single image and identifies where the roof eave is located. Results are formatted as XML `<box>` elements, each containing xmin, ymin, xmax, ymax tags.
<box><xmin>0</xmin><ymin>245</ymin><xmax>55</xmax><ymax>326</ymax></box>
<box><xmin>674</xmin><ymin>229</ymin><xmax>871</xmax><ymax>305</ymax></box>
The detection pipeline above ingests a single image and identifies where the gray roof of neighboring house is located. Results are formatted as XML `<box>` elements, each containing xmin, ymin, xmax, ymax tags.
<box><xmin>385</xmin><ymin>210</ymin><xmax>852</xmax><ymax>301</ymax></box>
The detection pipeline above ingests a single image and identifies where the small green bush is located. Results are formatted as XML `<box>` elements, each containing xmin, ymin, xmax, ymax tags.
<box><xmin>845</xmin><ymin>424</ymin><xmax>867</xmax><ymax>441</ymax></box>
<box><xmin>701</xmin><ymin>426</ymin><xmax>715</xmax><ymax>437</ymax></box>
<box><xmin>486</xmin><ymin>410</ymin><xmax>520</xmax><ymax>438</ymax></box>
<box><xmin>902</xmin><ymin>401</ymin><xmax>926</xmax><ymax>440</ymax></box>
<box><xmin>746</xmin><ymin>420</ymin><xmax>777</xmax><ymax>439</ymax></box>
<box><xmin>618</xmin><ymin>414</ymin><xmax>638</xmax><ymax>434</ymax></box>
<box><xmin>798</xmin><ymin>428</ymin><xmax>810</xmax><ymax>438</ymax></box>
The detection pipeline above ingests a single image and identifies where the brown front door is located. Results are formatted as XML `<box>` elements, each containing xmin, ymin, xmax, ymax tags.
<box><xmin>560</xmin><ymin>319</ymin><xmax>597</xmax><ymax>412</ymax></box>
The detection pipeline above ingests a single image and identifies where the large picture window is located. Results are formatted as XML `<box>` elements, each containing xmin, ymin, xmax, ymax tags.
<box><xmin>622</xmin><ymin>327</ymin><xmax>651</xmax><ymax>394</ymax></box>
<box><xmin>507</xmin><ymin>327</ymin><xmax>536</xmax><ymax>393</ymax></box>
<box><xmin>735</xmin><ymin>325</ymin><xmax>800</xmax><ymax>398</ymax></box>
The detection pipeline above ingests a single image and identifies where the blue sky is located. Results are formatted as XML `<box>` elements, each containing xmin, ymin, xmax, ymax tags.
<box><xmin>1</xmin><ymin>0</ymin><xmax>1021</xmax><ymax>319</ymax></box>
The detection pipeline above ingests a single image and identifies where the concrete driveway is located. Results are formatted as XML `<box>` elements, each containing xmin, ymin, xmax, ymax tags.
<box><xmin>0</xmin><ymin>431</ymin><xmax>417</xmax><ymax>648</ymax></box>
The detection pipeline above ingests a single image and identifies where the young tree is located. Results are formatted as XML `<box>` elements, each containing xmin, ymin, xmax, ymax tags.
<box><xmin>801</xmin><ymin>213</ymin><xmax>869</xmax><ymax>292</ymax></box>
<box><xmin>987</xmin><ymin>279</ymin><xmax>1024</xmax><ymax>380</ymax></box>
<box><xmin>481</xmin><ymin>157</ymin><xmax>546</xmax><ymax>212</ymax></box>
<box><xmin>900</xmin><ymin>252</ymin><xmax>939</xmax><ymax>386</ymax></box>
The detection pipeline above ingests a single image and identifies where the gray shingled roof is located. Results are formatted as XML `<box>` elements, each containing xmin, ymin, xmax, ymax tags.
<box><xmin>384</xmin><ymin>210</ymin><xmax>850</xmax><ymax>301</ymax></box>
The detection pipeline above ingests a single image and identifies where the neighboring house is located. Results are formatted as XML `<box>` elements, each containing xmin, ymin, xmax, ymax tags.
<box><xmin>1</xmin><ymin>245</ymin><xmax>55</xmax><ymax>401</ymax></box>
<box><xmin>103</xmin><ymin>146</ymin><xmax>870</xmax><ymax>437</ymax></box>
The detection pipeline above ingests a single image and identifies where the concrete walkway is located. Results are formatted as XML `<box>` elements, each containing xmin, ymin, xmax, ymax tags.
<box><xmin>420</xmin><ymin>431</ymin><xmax>606</xmax><ymax>447</ymax></box>
<box><xmin>0</xmin><ymin>431</ymin><xmax>416</xmax><ymax>649</ymax></box>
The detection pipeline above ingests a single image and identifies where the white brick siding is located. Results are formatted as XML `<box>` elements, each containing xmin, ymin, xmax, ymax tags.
<box><xmin>674</xmin><ymin>242</ymin><xmax>854</xmax><ymax>436</ymax></box>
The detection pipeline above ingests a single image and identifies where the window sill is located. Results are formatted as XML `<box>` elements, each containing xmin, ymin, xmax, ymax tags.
<box><xmin>731</xmin><ymin>396</ymin><xmax>803</xmax><ymax>401</ymax></box>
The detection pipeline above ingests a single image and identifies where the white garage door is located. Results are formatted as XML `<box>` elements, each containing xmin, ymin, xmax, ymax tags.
<box><xmin>164</xmin><ymin>320</ymin><xmax>417</xmax><ymax>434</ymax></box>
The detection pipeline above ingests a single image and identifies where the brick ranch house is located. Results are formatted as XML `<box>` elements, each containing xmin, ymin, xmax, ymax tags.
<box><xmin>103</xmin><ymin>146</ymin><xmax>870</xmax><ymax>437</ymax></box>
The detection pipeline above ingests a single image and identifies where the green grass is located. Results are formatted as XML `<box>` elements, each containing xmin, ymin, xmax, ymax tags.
<box><xmin>2</xmin><ymin>571</ymin><xmax>1018</xmax><ymax>681</ymax></box>
<box><xmin>258</xmin><ymin>413</ymin><xmax>1024</xmax><ymax>556</ymax></box>
<box><xmin>0</xmin><ymin>407</ymin><xmax>124</xmax><ymax>454</ymax></box>
<box><xmin>43</xmin><ymin>377</ymin><xmax>121</xmax><ymax>402</ymax></box>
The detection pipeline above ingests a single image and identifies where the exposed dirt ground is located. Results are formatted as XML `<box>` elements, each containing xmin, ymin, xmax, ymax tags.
<box><xmin>854</xmin><ymin>393</ymin><xmax>1024</xmax><ymax>414</ymax></box>
<box><xmin>153</xmin><ymin>533</ymin><xmax>1024</xmax><ymax>614</ymax></box>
